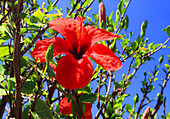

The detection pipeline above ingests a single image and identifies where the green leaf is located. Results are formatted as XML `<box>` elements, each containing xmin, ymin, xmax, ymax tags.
<box><xmin>0</xmin><ymin>75</ymin><xmax>4</xmax><ymax>82</ymax></box>
<box><xmin>0</xmin><ymin>25</ymin><xmax>12</xmax><ymax>39</ymax></box>
<box><xmin>71</xmin><ymin>101</ymin><xmax>85</xmax><ymax>117</ymax></box>
<box><xmin>8</xmin><ymin>77</ymin><xmax>16</xmax><ymax>91</ymax></box>
<box><xmin>135</xmin><ymin>60</ymin><xmax>140</xmax><ymax>67</ymax></box>
<box><xmin>133</xmin><ymin>93</ymin><xmax>139</xmax><ymax>104</ymax></box>
<box><xmin>113</xmin><ymin>103</ymin><xmax>122</xmax><ymax>109</ymax></box>
<box><xmin>47</xmin><ymin>4</ymin><xmax>53</xmax><ymax>12</ymax></box>
<box><xmin>45</xmin><ymin>43</ymin><xmax>54</xmax><ymax>62</ymax></box>
<box><xmin>0</xmin><ymin>64</ymin><xmax>4</xmax><ymax>74</ymax></box>
<box><xmin>159</xmin><ymin>55</ymin><xmax>164</xmax><ymax>64</ymax></box>
<box><xmin>31</xmin><ymin>100</ymin><xmax>53</xmax><ymax>119</ymax></box>
<box><xmin>79</xmin><ymin>93</ymin><xmax>97</xmax><ymax>103</ymax></box>
<box><xmin>47</xmin><ymin>64</ymin><xmax>56</xmax><ymax>78</ymax></box>
<box><xmin>47</xmin><ymin>0</ymin><xmax>52</xmax><ymax>4</ymax></box>
<box><xmin>123</xmin><ymin>0</ymin><xmax>129</xmax><ymax>6</ymax></box>
<box><xmin>118</xmin><ymin>1</ymin><xmax>124</xmax><ymax>15</ymax></box>
<box><xmin>130</xmin><ymin>41</ymin><xmax>137</xmax><ymax>51</ymax></box>
<box><xmin>33</xmin><ymin>9</ymin><xmax>45</xmax><ymax>21</ymax></box>
<box><xmin>162</xmin><ymin>26</ymin><xmax>170</xmax><ymax>37</ymax></box>
<box><xmin>0</xmin><ymin>88</ymin><xmax>7</xmax><ymax>95</ymax></box>
<box><xmin>77</xmin><ymin>85</ymin><xmax>91</xmax><ymax>94</ymax></box>
<box><xmin>20</xmin><ymin>28</ymin><xmax>28</xmax><ymax>34</ymax></box>
<box><xmin>0</xmin><ymin>46</ymin><xmax>13</xmax><ymax>57</ymax></box>
<box><xmin>82</xmin><ymin>0</ymin><xmax>91</xmax><ymax>8</ymax></box>
<box><xmin>30</xmin><ymin>16</ymin><xmax>42</xmax><ymax>24</ymax></box>
<box><xmin>108</xmin><ymin>12</ymin><xmax>113</xmax><ymax>22</ymax></box>
<box><xmin>23</xmin><ymin>104</ymin><xmax>31</xmax><ymax>119</ymax></box>
<box><xmin>116</xmin><ymin>94</ymin><xmax>129</xmax><ymax>103</ymax></box>
<box><xmin>165</xmin><ymin>64</ymin><xmax>170</xmax><ymax>70</ymax></box>
<box><xmin>126</xmin><ymin>104</ymin><xmax>132</xmax><ymax>113</ymax></box>
<box><xmin>149</xmin><ymin>85</ymin><xmax>155</xmax><ymax>92</ymax></box>
<box><xmin>19</xmin><ymin>12</ymin><xmax>27</xmax><ymax>18</ymax></box>
<box><xmin>124</xmin><ymin>15</ymin><xmax>129</xmax><ymax>30</ymax></box>
<box><xmin>31</xmin><ymin>111</ymin><xmax>40</xmax><ymax>119</ymax></box>
<box><xmin>167</xmin><ymin>112</ymin><xmax>170</xmax><ymax>119</ymax></box>
<box><xmin>22</xmin><ymin>79</ymin><xmax>36</xmax><ymax>94</ymax></box>
<box><xmin>141</xmin><ymin>88</ymin><xmax>146</xmax><ymax>93</ymax></box>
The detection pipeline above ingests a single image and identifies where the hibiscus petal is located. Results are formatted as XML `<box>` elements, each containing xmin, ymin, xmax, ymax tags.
<box><xmin>48</xmin><ymin>18</ymin><xmax>84</xmax><ymax>53</ymax></box>
<box><xmin>84</xmin><ymin>103</ymin><xmax>92</xmax><ymax>119</ymax></box>
<box><xmin>55</xmin><ymin>54</ymin><xmax>93</xmax><ymax>89</ymax></box>
<box><xmin>59</xmin><ymin>97</ymin><xmax>72</xmax><ymax>115</ymax></box>
<box><xmin>32</xmin><ymin>37</ymin><xmax>70</xmax><ymax>63</ymax></box>
<box><xmin>85</xmin><ymin>25</ymin><xmax>120</xmax><ymax>44</ymax></box>
<box><xmin>88</xmin><ymin>44</ymin><xmax>122</xmax><ymax>71</ymax></box>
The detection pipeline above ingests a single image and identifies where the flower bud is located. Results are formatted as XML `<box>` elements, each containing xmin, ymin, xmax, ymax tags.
<box><xmin>99</xmin><ymin>1</ymin><xmax>106</xmax><ymax>23</ymax></box>
<box><xmin>142</xmin><ymin>106</ymin><xmax>150</xmax><ymax>119</ymax></box>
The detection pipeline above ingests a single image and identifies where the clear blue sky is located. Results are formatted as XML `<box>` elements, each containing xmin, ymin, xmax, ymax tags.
<box><xmin>37</xmin><ymin>0</ymin><xmax>170</xmax><ymax>118</ymax></box>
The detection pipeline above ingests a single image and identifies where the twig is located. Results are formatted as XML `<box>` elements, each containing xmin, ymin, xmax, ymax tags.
<box><xmin>104</xmin><ymin>71</ymin><xmax>114</xmax><ymax>114</ymax></box>
<box><xmin>52</xmin><ymin>0</ymin><xmax>59</xmax><ymax>7</ymax></box>
<box><xmin>142</xmin><ymin>38</ymin><xmax>170</xmax><ymax>59</ymax></box>
<box><xmin>0</xmin><ymin>8</ymin><xmax>12</xmax><ymax>25</ymax></box>
<box><xmin>115</xmin><ymin>0</ymin><xmax>131</xmax><ymax>34</ymax></box>
<box><xmin>22</xmin><ymin>68</ymin><xmax>34</xmax><ymax>84</ymax></box>
<box><xmin>21</xmin><ymin>25</ymin><xmax>49</xmax><ymax>56</ymax></box>
<box><xmin>21</xmin><ymin>0</ymin><xmax>61</xmax><ymax>56</ymax></box>
<box><xmin>97</xmin><ymin>70</ymin><xmax>102</xmax><ymax>109</ymax></box>
<box><xmin>74</xmin><ymin>0</ymin><xmax>87</xmax><ymax>19</ymax></box>
<box><xmin>29</xmin><ymin>77</ymin><xmax>43</xmax><ymax>119</ymax></box>
<box><xmin>68</xmin><ymin>0</ymin><xmax>81</xmax><ymax>16</ymax></box>
<box><xmin>72</xmin><ymin>90</ymin><xmax>81</xmax><ymax>119</ymax></box>
<box><xmin>82</xmin><ymin>0</ymin><xmax>95</xmax><ymax>15</ymax></box>
<box><xmin>135</xmin><ymin>71</ymin><xmax>157</xmax><ymax>119</ymax></box>
<box><xmin>150</xmin><ymin>71</ymin><xmax>170</xmax><ymax>119</ymax></box>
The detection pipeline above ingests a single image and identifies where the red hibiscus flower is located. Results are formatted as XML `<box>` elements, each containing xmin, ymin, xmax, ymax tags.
<box><xmin>32</xmin><ymin>17</ymin><xmax>122</xmax><ymax>89</ymax></box>
<box><xmin>59</xmin><ymin>97</ymin><xmax>92</xmax><ymax>119</ymax></box>
<box><xmin>59</xmin><ymin>97</ymin><xmax>72</xmax><ymax>115</ymax></box>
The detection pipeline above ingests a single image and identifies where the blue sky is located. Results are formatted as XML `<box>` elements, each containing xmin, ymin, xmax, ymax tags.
<box><xmin>49</xmin><ymin>0</ymin><xmax>170</xmax><ymax>118</ymax></box>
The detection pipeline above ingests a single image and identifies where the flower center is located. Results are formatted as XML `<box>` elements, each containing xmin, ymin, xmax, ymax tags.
<box><xmin>72</xmin><ymin>47</ymin><xmax>85</xmax><ymax>60</ymax></box>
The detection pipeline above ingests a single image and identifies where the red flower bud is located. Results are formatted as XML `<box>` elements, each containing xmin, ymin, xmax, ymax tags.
<box><xmin>142</xmin><ymin>106</ymin><xmax>150</xmax><ymax>119</ymax></box>
<box><xmin>59</xmin><ymin>96</ymin><xmax>92</xmax><ymax>119</ymax></box>
<box><xmin>99</xmin><ymin>1</ymin><xmax>106</xmax><ymax>23</ymax></box>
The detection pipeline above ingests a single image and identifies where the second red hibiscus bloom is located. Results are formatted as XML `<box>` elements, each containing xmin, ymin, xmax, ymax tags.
<box><xmin>32</xmin><ymin>17</ymin><xmax>122</xmax><ymax>89</ymax></box>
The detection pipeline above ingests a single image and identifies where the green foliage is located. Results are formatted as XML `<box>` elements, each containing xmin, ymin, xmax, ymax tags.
<box><xmin>30</xmin><ymin>100</ymin><xmax>53</xmax><ymax>119</ymax></box>
<box><xmin>162</xmin><ymin>26</ymin><xmax>170</xmax><ymax>36</ymax></box>
<box><xmin>133</xmin><ymin>93</ymin><xmax>139</xmax><ymax>104</ymax></box>
<box><xmin>0</xmin><ymin>46</ymin><xmax>13</xmax><ymax>57</ymax></box>
<box><xmin>79</xmin><ymin>93</ymin><xmax>97</xmax><ymax>103</ymax></box>
<box><xmin>71</xmin><ymin>101</ymin><xmax>85</xmax><ymax>117</ymax></box>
